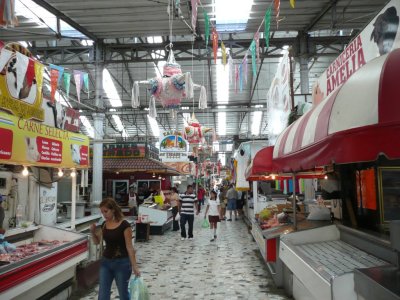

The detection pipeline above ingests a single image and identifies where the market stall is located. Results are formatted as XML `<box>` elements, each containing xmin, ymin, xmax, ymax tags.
<box><xmin>0</xmin><ymin>43</ymin><xmax>91</xmax><ymax>298</ymax></box>
<box><xmin>272</xmin><ymin>48</ymin><xmax>400</xmax><ymax>300</ymax></box>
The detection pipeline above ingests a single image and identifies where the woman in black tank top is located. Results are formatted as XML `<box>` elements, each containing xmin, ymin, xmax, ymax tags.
<box><xmin>90</xmin><ymin>198</ymin><xmax>140</xmax><ymax>300</ymax></box>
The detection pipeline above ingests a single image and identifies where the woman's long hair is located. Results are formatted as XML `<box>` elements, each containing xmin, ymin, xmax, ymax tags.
<box><xmin>100</xmin><ymin>198</ymin><xmax>124</xmax><ymax>221</ymax></box>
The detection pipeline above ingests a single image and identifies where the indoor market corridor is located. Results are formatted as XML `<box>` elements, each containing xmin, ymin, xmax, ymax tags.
<box><xmin>78</xmin><ymin>215</ymin><xmax>290</xmax><ymax>300</ymax></box>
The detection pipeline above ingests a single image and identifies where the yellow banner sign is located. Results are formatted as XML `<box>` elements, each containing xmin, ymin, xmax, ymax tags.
<box><xmin>0</xmin><ymin>43</ymin><xmax>45</xmax><ymax>121</ymax></box>
<box><xmin>0</xmin><ymin>111</ymin><xmax>89</xmax><ymax>169</ymax></box>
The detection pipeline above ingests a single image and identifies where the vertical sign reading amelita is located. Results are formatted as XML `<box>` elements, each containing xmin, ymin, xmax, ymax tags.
<box><xmin>36</xmin><ymin>137</ymin><xmax>62</xmax><ymax>163</ymax></box>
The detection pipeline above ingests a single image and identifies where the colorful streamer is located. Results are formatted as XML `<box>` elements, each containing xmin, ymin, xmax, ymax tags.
<box><xmin>235</xmin><ymin>64</ymin><xmax>239</xmax><ymax>93</ymax></box>
<box><xmin>239</xmin><ymin>63</ymin><xmax>243</xmax><ymax>92</ymax></box>
<box><xmin>250</xmin><ymin>40</ymin><xmax>257</xmax><ymax>77</ymax></box>
<box><xmin>264</xmin><ymin>8</ymin><xmax>272</xmax><ymax>49</ymax></box>
<box><xmin>221</xmin><ymin>41</ymin><xmax>227</xmax><ymax>68</ymax></box>
<box><xmin>73</xmin><ymin>70</ymin><xmax>82</xmax><ymax>102</ymax></box>
<box><xmin>243</xmin><ymin>55</ymin><xmax>248</xmax><ymax>84</ymax></box>
<box><xmin>49</xmin><ymin>64</ymin><xmax>64</xmax><ymax>85</ymax></box>
<box><xmin>254</xmin><ymin>31</ymin><xmax>260</xmax><ymax>63</ymax></box>
<box><xmin>228</xmin><ymin>54</ymin><xmax>234</xmax><ymax>84</ymax></box>
<box><xmin>290</xmin><ymin>0</ymin><xmax>295</xmax><ymax>9</ymax></box>
<box><xmin>64</xmin><ymin>72</ymin><xmax>71</xmax><ymax>98</ymax></box>
<box><xmin>212</xmin><ymin>27</ymin><xmax>218</xmax><ymax>63</ymax></box>
<box><xmin>83</xmin><ymin>72</ymin><xmax>89</xmax><ymax>98</ymax></box>
<box><xmin>203</xmin><ymin>9</ymin><xmax>210</xmax><ymax>48</ymax></box>
<box><xmin>191</xmin><ymin>0</ymin><xmax>198</xmax><ymax>33</ymax></box>
<box><xmin>50</xmin><ymin>68</ymin><xmax>59</xmax><ymax>104</ymax></box>
<box><xmin>274</xmin><ymin>0</ymin><xmax>280</xmax><ymax>28</ymax></box>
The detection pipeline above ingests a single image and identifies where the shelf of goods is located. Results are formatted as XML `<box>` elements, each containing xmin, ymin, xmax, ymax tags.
<box><xmin>138</xmin><ymin>204</ymin><xmax>173</xmax><ymax>235</ymax></box>
<box><xmin>0</xmin><ymin>225</ymin><xmax>88</xmax><ymax>300</ymax></box>
<box><xmin>279</xmin><ymin>224</ymin><xmax>397</xmax><ymax>300</ymax></box>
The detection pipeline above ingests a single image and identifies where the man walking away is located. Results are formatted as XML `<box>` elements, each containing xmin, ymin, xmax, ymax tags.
<box><xmin>179</xmin><ymin>185</ymin><xmax>199</xmax><ymax>240</ymax></box>
<box><xmin>226</xmin><ymin>184</ymin><xmax>239</xmax><ymax>221</ymax></box>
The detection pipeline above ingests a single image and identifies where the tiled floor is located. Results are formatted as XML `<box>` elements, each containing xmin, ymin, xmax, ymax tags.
<box><xmin>75</xmin><ymin>214</ymin><xmax>289</xmax><ymax>300</ymax></box>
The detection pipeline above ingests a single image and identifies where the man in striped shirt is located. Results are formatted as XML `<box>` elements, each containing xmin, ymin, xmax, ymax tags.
<box><xmin>179</xmin><ymin>185</ymin><xmax>199</xmax><ymax>240</ymax></box>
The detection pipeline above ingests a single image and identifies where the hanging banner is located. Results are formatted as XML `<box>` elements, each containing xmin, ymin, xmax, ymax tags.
<box><xmin>0</xmin><ymin>111</ymin><xmax>89</xmax><ymax>168</ymax></box>
<box><xmin>0</xmin><ymin>43</ymin><xmax>44</xmax><ymax>121</ymax></box>
<box><xmin>203</xmin><ymin>9</ymin><xmax>210</xmax><ymax>48</ymax></box>
<box><xmin>266</xmin><ymin>51</ymin><xmax>290</xmax><ymax>144</ymax></box>
<box><xmin>264</xmin><ymin>8</ymin><xmax>272</xmax><ymax>49</ymax></box>
<box><xmin>160</xmin><ymin>134</ymin><xmax>189</xmax><ymax>152</ymax></box>
<box><xmin>73</xmin><ymin>70</ymin><xmax>82</xmax><ymax>102</ymax></box>
<box><xmin>212</xmin><ymin>27</ymin><xmax>218</xmax><ymax>63</ymax></box>
<box><xmin>64</xmin><ymin>72</ymin><xmax>71</xmax><ymax>98</ymax></box>
<box><xmin>312</xmin><ymin>0</ymin><xmax>400</xmax><ymax>106</ymax></box>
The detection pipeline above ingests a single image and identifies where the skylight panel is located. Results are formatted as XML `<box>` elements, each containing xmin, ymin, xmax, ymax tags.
<box><xmin>216</xmin><ymin>59</ymin><xmax>229</xmax><ymax>104</ymax></box>
<box><xmin>215</xmin><ymin>0</ymin><xmax>253</xmax><ymax>32</ymax></box>
<box><xmin>217</xmin><ymin>106</ymin><xmax>226</xmax><ymax>136</ymax></box>
<box><xmin>147</xmin><ymin>115</ymin><xmax>160</xmax><ymax>137</ymax></box>
<box><xmin>251</xmin><ymin>105</ymin><xmax>263</xmax><ymax>136</ymax></box>
<box><xmin>79</xmin><ymin>115</ymin><xmax>94</xmax><ymax>138</ymax></box>
<box><xmin>103</xmin><ymin>69</ymin><xmax>122</xmax><ymax>107</ymax></box>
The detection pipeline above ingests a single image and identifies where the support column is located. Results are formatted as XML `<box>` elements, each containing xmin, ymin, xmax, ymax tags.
<box><xmin>253</xmin><ymin>181</ymin><xmax>258</xmax><ymax>217</ymax></box>
<box><xmin>92</xmin><ymin>41</ymin><xmax>105</xmax><ymax>212</ymax></box>
<box><xmin>298</xmin><ymin>32</ymin><xmax>310</xmax><ymax>94</ymax></box>
<box><xmin>92</xmin><ymin>113</ymin><xmax>104</xmax><ymax>208</ymax></box>
<box><xmin>71</xmin><ymin>171</ymin><xmax>77</xmax><ymax>230</ymax></box>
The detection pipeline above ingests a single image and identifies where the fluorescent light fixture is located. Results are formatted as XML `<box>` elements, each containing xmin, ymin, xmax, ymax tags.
<box><xmin>215</xmin><ymin>0</ymin><xmax>253</xmax><ymax>32</ymax></box>
<box><xmin>216</xmin><ymin>60</ymin><xmax>229</xmax><ymax>104</ymax></box>
<box><xmin>251</xmin><ymin>105</ymin><xmax>263</xmax><ymax>136</ymax></box>
<box><xmin>226</xmin><ymin>143</ymin><xmax>233</xmax><ymax>152</ymax></box>
<box><xmin>147</xmin><ymin>115</ymin><xmax>160</xmax><ymax>137</ymax></box>
<box><xmin>112</xmin><ymin>115</ymin><xmax>129</xmax><ymax>137</ymax></box>
<box><xmin>79</xmin><ymin>115</ymin><xmax>95</xmax><ymax>138</ymax></box>
<box><xmin>213</xmin><ymin>142</ymin><xmax>220</xmax><ymax>152</ymax></box>
<box><xmin>103</xmin><ymin>69</ymin><xmax>122</xmax><ymax>107</ymax></box>
<box><xmin>217</xmin><ymin>106</ymin><xmax>226</xmax><ymax>136</ymax></box>
<box><xmin>81</xmin><ymin>40</ymin><xmax>94</xmax><ymax>46</ymax></box>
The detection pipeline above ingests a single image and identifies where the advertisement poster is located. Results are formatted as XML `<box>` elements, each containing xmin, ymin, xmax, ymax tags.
<box><xmin>312</xmin><ymin>0</ymin><xmax>400</xmax><ymax>105</ymax></box>
<box><xmin>0</xmin><ymin>42</ymin><xmax>45</xmax><ymax>121</ymax></box>
<box><xmin>164</xmin><ymin>162</ymin><xmax>191</xmax><ymax>175</ymax></box>
<box><xmin>266</xmin><ymin>51</ymin><xmax>291</xmax><ymax>144</ymax></box>
<box><xmin>102</xmin><ymin>143</ymin><xmax>146</xmax><ymax>158</ymax></box>
<box><xmin>39</xmin><ymin>184</ymin><xmax>58</xmax><ymax>226</ymax></box>
<box><xmin>0</xmin><ymin>111</ymin><xmax>89</xmax><ymax>168</ymax></box>
<box><xmin>160</xmin><ymin>134</ymin><xmax>189</xmax><ymax>153</ymax></box>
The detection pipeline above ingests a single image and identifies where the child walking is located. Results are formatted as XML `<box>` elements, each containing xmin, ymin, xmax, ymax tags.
<box><xmin>204</xmin><ymin>190</ymin><xmax>221</xmax><ymax>242</ymax></box>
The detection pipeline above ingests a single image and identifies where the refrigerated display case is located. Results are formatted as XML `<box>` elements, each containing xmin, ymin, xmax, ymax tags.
<box><xmin>0</xmin><ymin>225</ymin><xmax>88</xmax><ymax>300</ymax></box>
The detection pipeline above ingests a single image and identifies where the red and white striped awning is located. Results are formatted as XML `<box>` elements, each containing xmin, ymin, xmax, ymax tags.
<box><xmin>273</xmin><ymin>48</ymin><xmax>400</xmax><ymax>172</ymax></box>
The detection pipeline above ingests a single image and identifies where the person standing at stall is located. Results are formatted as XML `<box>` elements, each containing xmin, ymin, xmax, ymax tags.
<box><xmin>226</xmin><ymin>184</ymin><xmax>239</xmax><ymax>221</ymax></box>
<box><xmin>170</xmin><ymin>187</ymin><xmax>180</xmax><ymax>231</ymax></box>
<box><xmin>179</xmin><ymin>185</ymin><xmax>199</xmax><ymax>240</ymax></box>
<box><xmin>90</xmin><ymin>198</ymin><xmax>140</xmax><ymax>300</ymax></box>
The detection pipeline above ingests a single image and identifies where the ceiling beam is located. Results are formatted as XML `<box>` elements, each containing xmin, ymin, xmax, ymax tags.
<box><xmin>304</xmin><ymin>0</ymin><xmax>339</xmax><ymax>32</ymax></box>
<box><xmin>80</xmin><ymin>106</ymin><xmax>268</xmax><ymax>117</ymax></box>
<box><xmin>30</xmin><ymin>0</ymin><xmax>98</xmax><ymax>41</ymax></box>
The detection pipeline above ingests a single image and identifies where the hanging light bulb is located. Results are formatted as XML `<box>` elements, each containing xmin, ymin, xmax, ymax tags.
<box><xmin>70</xmin><ymin>169</ymin><xmax>76</xmax><ymax>177</ymax></box>
<box><xmin>158</xmin><ymin>175</ymin><xmax>162</xmax><ymax>180</ymax></box>
<box><xmin>58</xmin><ymin>169</ymin><xmax>64</xmax><ymax>177</ymax></box>
<box><xmin>152</xmin><ymin>173</ymin><xmax>155</xmax><ymax>178</ymax></box>
<box><xmin>22</xmin><ymin>167</ymin><xmax>29</xmax><ymax>177</ymax></box>
<box><xmin>271</xmin><ymin>174</ymin><xmax>276</xmax><ymax>180</ymax></box>
<box><xmin>324</xmin><ymin>175</ymin><xmax>328</xmax><ymax>180</ymax></box>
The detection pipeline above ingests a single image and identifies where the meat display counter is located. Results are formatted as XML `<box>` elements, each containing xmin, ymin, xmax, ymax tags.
<box><xmin>138</xmin><ymin>204</ymin><xmax>173</xmax><ymax>235</ymax></box>
<box><xmin>0</xmin><ymin>225</ymin><xmax>88</xmax><ymax>300</ymax></box>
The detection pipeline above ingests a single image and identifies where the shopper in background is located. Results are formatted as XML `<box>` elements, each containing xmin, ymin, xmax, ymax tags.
<box><xmin>226</xmin><ymin>184</ymin><xmax>239</xmax><ymax>221</ymax></box>
<box><xmin>170</xmin><ymin>187</ymin><xmax>180</xmax><ymax>231</ymax></box>
<box><xmin>90</xmin><ymin>198</ymin><xmax>140</xmax><ymax>300</ymax></box>
<box><xmin>204</xmin><ymin>190</ymin><xmax>221</xmax><ymax>241</ymax></box>
<box><xmin>179</xmin><ymin>185</ymin><xmax>199</xmax><ymax>240</ymax></box>
<box><xmin>219</xmin><ymin>185</ymin><xmax>228</xmax><ymax>220</ymax></box>
<box><xmin>128</xmin><ymin>188</ymin><xmax>138</xmax><ymax>216</ymax></box>
<box><xmin>197</xmin><ymin>185</ymin><xmax>206</xmax><ymax>211</ymax></box>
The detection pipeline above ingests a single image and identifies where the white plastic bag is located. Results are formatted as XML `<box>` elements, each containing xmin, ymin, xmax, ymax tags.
<box><xmin>175</xmin><ymin>212</ymin><xmax>180</xmax><ymax>221</ymax></box>
<box><xmin>307</xmin><ymin>204</ymin><xmax>331</xmax><ymax>221</ymax></box>
<box><xmin>130</xmin><ymin>276</ymin><xmax>149</xmax><ymax>300</ymax></box>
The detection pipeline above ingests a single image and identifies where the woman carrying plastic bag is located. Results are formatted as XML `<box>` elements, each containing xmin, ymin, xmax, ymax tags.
<box><xmin>130</xmin><ymin>276</ymin><xmax>149</xmax><ymax>300</ymax></box>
